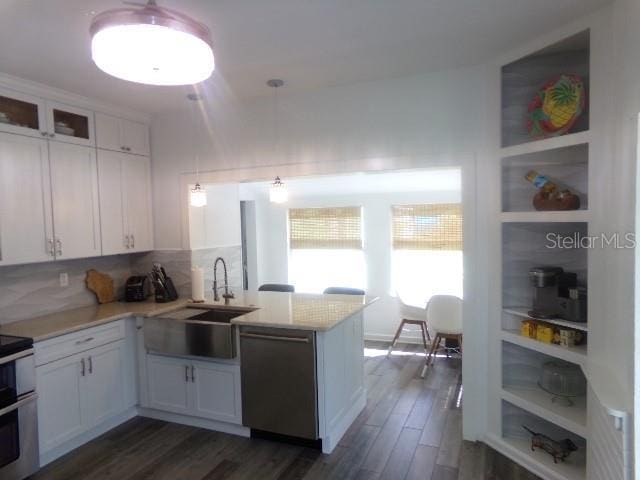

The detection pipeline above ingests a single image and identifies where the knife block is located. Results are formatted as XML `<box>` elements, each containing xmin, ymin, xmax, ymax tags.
<box><xmin>154</xmin><ymin>277</ymin><xmax>179</xmax><ymax>303</ymax></box>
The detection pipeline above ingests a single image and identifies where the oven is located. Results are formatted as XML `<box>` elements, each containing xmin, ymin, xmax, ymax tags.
<box><xmin>0</xmin><ymin>336</ymin><xmax>39</xmax><ymax>480</ymax></box>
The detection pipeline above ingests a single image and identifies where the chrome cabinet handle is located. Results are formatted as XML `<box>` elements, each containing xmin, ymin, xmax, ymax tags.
<box><xmin>81</xmin><ymin>358</ymin><xmax>85</xmax><ymax>376</ymax></box>
<box><xmin>47</xmin><ymin>238</ymin><xmax>55</xmax><ymax>256</ymax></box>
<box><xmin>75</xmin><ymin>336</ymin><xmax>94</xmax><ymax>345</ymax></box>
<box><xmin>55</xmin><ymin>237</ymin><xmax>62</xmax><ymax>256</ymax></box>
<box><xmin>125</xmin><ymin>235</ymin><xmax>130</xmax><ymax>249</ymax></box>
<box><xmin>40</xmin><ymin>131</ymin><xmax>48</xmax><ymax>137</ymax></box>
<box><xmin>185</xmin><ymin>365</ymin><xmax>189</xmax><ymax>382</ymax></box>
<box><xmin>88</xmin><ymin>356</ymin><xmax>93</xmax><ymax>374</ymax></box>
<box><xmin>131</xmin><ymin>234</ymin><xmax>135</xmax><ymax>248</ymax></box>
<box><xmin>48</xmin><ymin>133</ymin><xmax>55</xmax><ymax>138</ymax></box>
<box><xmin>190</xmin><ymin>365</ymin><xmax>195</xmax><ymax>382</ymax></box>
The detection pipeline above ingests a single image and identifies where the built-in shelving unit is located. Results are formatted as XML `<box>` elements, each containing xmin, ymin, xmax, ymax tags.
<box><xmin>492</xmin><ymin>27</ymin><xmax>592</xmax><ymax>480</ymax></box>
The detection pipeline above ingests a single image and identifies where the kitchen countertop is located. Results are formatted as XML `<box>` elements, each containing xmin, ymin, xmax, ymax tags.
<box><xmin>0</xmin><ymin>292</ymin><xmax>377</xmax><ymax>341</ymax></box>
<box><xmin>195</xmin><ymin>291</ymin><xmax>378</xmax><ymax>331</ymax></box>
<box><xmin>0</xmin><ymin>299</ymin><xmax>189</xmax><ymax>342</ymax></box>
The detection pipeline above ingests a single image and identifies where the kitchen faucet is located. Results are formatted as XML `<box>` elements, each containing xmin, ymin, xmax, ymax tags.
<box><xmin>213</xmin><ymin>257</ymin><xmax>234</xmax><ymax>302</ymax></box>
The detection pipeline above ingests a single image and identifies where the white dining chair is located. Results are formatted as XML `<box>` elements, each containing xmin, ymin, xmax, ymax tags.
<box><xmin>422</xmin><ymin>294</ymin><xmax>462</xmax><ymax>377</ymax></box>
<box><xmin>387</xmin><ymin>294</ymin><xmax>431</xmax><ymax>356</ymax></box>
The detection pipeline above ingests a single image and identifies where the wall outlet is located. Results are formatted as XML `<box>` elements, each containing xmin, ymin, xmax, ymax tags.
<box><xmin>59</xmin><ymin>273</ymin><xmax>69</xmax><ymax>287</ymax></box>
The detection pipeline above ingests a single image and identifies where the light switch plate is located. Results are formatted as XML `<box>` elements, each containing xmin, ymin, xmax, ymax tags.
<box><xmin>59</xmin><ymin>273</ymin><xmax>69</xmax><ymax>287</ymax></box>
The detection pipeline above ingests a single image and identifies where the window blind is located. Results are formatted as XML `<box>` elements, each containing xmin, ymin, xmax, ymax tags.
<box><xmin>289</xmin><ymin>207</ymin><xmax>362</xmax><ymax>249</ymax></box>
<box><xmin>392</xmin><ymin>203</ymin><xmax>462</xmax><ymax>250</ymax></box>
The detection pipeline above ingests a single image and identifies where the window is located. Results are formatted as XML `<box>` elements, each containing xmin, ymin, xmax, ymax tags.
<box><xmin>288</xmin><ymin>207</ymin><xmax>366</xmax><ymax>293</ymax></box>
<box><xmin>391</xmin><ymin>203</ymin><xmax>463</xmax><ymax>307</ymax></box>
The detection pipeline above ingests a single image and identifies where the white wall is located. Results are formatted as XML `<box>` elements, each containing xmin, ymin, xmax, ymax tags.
<box><xmin>150</xmin><ymin>65</ymin><xmax>487</xmax><ymax>250</ymax></box>
<box><xmin>241</xmin><ymin>187</ymin><xmax>461</xmax><ymax>341</ymax></box>
<box><xmin>188</xmin><ymin>183</ymin><xmax>241</xmax><ymax>249</ymax></box>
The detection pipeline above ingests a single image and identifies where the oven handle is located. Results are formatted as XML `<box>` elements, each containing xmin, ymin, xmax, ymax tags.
<box><xmin>0</xmin><ymin>392</ymin><xmax>37</xmax><ymax>417</ymax></box>
<box><xmin>0</xmin><ymin>348</ymin><xmax>34</xmax><ymax>366</ymax></box>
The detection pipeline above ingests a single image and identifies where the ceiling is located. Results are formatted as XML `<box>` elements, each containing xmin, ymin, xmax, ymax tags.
<box><xmin>238</xmin><ymin>168</ymin><xmax>461</xmax><ymax>199</ymax></box>
<box><xmin>0</xmin><ymin>0</ymin><xmax>609</xmax><ymax>114</ymax></box>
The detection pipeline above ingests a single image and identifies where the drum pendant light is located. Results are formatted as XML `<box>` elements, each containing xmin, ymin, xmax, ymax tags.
<box><xmin>90</xmin><ymin>0</ymin><xmax>214</xmax><ymax>86</ymax></box>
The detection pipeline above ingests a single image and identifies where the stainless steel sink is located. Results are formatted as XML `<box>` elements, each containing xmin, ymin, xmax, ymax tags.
<box><xmin>143</xmin><ymin>306</ymin><xmax>256</xmax><ymax>359</ymax></box>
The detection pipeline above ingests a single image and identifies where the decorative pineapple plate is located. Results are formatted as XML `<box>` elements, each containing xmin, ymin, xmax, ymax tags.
<box><xmin>527</xmin><ymin>74</ymin><xmax>586</xmax><ymax>139</ymax></box>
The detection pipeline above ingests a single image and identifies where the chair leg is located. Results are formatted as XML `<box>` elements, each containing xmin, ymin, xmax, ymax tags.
<box><xmin>388</xmin><ymin>319</ymin><xmax>406</xmax><ymax>355</ymax></box>
<box><xmin>419</xmin><ymin>322</ymin><xmax>429</xmax><ymax>356</ymax></box>
<box><xmin>422</xmin><ymin>334</ymin><xmax>440</xmax><ymax>378</ymax></box>
<box><xmin>427</xmin><ymin>334</ymin><xmax>440</xmax><ymax>366</ymax></box>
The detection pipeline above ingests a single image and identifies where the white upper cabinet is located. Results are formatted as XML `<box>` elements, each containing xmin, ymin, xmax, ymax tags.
<box><xmin>124</xmin><ymin>154</ymin><xmax>153</xmax><ymax>252</ymax></box>
<box><xmin>98</xmin><ymin>151</ymin><xmax>127</xmax><ymax>255</ymax></box>
<box><xmin>0</xmin><ymin>132</ymin><xmax>54</xmax><ymax>265</ymax></box>
<box><xmin>0</xmin><ymin>87</ymin><xmax>46</xmax><ymax>138</ymax></box>
<box><xmin>49</xmin><ymin>142</ymin><xmax>101</xmax><ymax>260</ymax></box>
<box><xmin>98</xmin><ymin>151</ymin><xmax>153</xmax><ymax>255</ymax></box>
<box><xmin>95</xmin><ymin>112</ymin><xmax>150</xmax><ymax>156</ymax></box>
<box><xmin>45</xmin><ymin>101</ymin><xmax>95</xmax><ymax>147</ymax></box>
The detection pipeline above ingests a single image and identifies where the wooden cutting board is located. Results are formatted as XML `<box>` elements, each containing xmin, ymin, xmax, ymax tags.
<box><xmin>86</xmin><ymin>269</ymin><xmax>116</xmax><ymax>304</ymax></box>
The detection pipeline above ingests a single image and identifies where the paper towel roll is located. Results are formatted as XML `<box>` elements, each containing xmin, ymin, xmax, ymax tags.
<box><xmin>191</xmin><ymin>266</ymin><xmax>205</xmax><ymax>302</ymax></box>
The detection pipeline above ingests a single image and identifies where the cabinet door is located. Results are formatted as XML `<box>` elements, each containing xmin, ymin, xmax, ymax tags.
<box><xmin>0</xmin><ymin>87</ymin><xmax>46</xmax><ymax>138</ymax></box>
<box><xmin>95</xmin><ymin>112</ymin><xmax>123</xmax><ymax>152</ymax></box>
<box><xmin>49</xmin><ymin>142</ymin><xmax>101</xmax><ymax>259</ymax></box>
<box><xmin>97</xmin><ymin>151</ymin><xmax>128</xmax><ymax>255</ymax></box>
<box><xmin>124</xmin><ymin>155</ymin><xmax>153</xmax><ymax>252</ymax></box>
<box><xmin>146</xmin><ymin>355</ymin><xmax>191</xmax><ymax>415</ymax></box>
<box><xmin>46</xmin><ymin>101</ymin><xmax>95</xmax><ymax>147</ymax></box>
<box><xmin>0</xmin><ymin>133</ymin><xmax>54</xmax><ymax>265</ymax></box>
<box><xmin>36</xmin><ymin>353</ymin><xmax>86</xmax><ymax>453</ymax></box>
<box><xmin>121</xmin><ymin>119</ymin><xmax>150</xmax><ymax>156</ymax></box>
<box><xmin>85</xmin><ymin>341</ymin><xmax>126</xmax><ymax>428</ymax></box>
<box><xmin>191</xmin><ymin>361</ymin><xmax>242</xmax><ymax>424</ymax></box>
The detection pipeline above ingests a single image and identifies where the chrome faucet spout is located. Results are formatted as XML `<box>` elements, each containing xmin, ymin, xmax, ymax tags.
<box><xmin>213</xmin><ymin>257</ymin><xmax>234</xmax><ymax>302</ymax></box>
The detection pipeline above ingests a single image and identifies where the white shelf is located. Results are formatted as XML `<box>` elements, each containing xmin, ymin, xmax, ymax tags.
<box><xmin>501</xmin><ymin>386</ymin><xmax>587</xmax><ymax>437</ymax></box>
<box><xmin>503</xmin><ymin>307</ymin><xmax>588</xmax><ymax>332</ymax></box>
<box><xmin>501</xmin><ymin>131</ymin><xmax>591</xmax><ymax>158</ymax></box>
<box><xmin>500</xmin><ymin>210</ymin><xmax>590</xmax><ymax>223</ymax></box>
<box><xmin>501</xmin><ymin>330</ymin><xmax>587</xmax><ymax>366</ymax></box>
<box><xmin>485</xmin><ymin>433</ymin><xmax>586</xmax><ymax>480</ymax></box>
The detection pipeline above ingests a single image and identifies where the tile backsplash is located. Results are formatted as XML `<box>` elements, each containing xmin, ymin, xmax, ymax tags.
<box><xmin>0</xmin><ymin>255</ymin><xmax>132</xmax><ymax>324</ymax></box>
<box><xmin>0</xmin><ymin>246</ymin><xmax>243</xmax><ymax>325</ymax></box>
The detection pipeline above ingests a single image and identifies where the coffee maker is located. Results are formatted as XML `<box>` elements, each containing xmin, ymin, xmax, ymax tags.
<box><xmin>528</xmin><ymin>266</ymin><xmax>587</xmax><ymax>323</ymax></box>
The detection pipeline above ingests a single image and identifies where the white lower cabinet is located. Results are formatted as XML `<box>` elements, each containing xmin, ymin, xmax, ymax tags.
<box><xmin>146</xmin><ymin>354</ymin><xmax>242</xmax><ymax>425</ymax></box>
<box><xmin>146</xmin><ymin>354</ymin><xmax>191</xmax><ymax>415</ymax></box>
<box><xmin>36</xmin><ymin>339</ymin><xmax>127</xmax><ymax>454</ymax></box>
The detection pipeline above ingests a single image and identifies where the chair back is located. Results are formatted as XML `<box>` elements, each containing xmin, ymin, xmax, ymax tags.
<box><xmin>258</xmin><ymin>283</ymin><xmax>295</xmax><ymax>292</ymax></box>
<box><xmin>426</xmin><ymin>295</ymin><xmax>462</xmax><ymax>334</ymax></box>
<box><xmin>323</xmin><ymin>287</ymin><xmax>365</xmax><ymax>296</ymax></box>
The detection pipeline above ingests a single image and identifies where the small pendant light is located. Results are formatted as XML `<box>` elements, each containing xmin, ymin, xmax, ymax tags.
<box><xmin>270</xmin><ymin>176</ymin><xmax>288</xmax><ymax>203</ymax></box>
<box><xmin>188</xmin><ymin>93</ymin><xmax>207</xmax><ymax>207</ymax></box>
<box><xmin>267</xmin><ymin>79</ymin><xmax>288</xmax><ymax>203</ymax></box>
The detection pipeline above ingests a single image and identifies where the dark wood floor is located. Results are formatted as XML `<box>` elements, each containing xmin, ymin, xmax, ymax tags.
<box><xmin>31</xmin><ymin>342</ymin><xmax>508</xmax><ymax>480</ymax></box>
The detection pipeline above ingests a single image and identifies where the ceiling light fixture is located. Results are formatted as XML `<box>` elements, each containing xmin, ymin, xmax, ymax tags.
<box><xmin>90</xmin><ymin>0</ymin><xmax>214</xmax><ymax>86</ymax></box>
<box><xmin>188</xmin><ymin>93</ymin><xmax>207</xmax><ymax>207</ymax></box>
<box><xmin>267</xmin><ymin>79</ymin><xmax>288</xmax><ymax>204</ymax></box>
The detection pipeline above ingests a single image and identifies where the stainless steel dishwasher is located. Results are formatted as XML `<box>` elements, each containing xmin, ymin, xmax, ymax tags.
<box><xmin>239</xmin><ymin>326</ymin><xmax>318</xmax><ymax>440</ymax></box>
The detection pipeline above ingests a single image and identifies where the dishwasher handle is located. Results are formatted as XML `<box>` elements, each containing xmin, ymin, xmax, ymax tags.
<box><xmin>240</xmin><ymin>332</ymin><xmax>310</xmax><ymax>343</ymax></box>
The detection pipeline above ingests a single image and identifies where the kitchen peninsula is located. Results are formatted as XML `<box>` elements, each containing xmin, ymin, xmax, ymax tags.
<box><xmin>0</xmin><ymin>291</ymin><xmax>377</xmax><ymax>464</ymax></box>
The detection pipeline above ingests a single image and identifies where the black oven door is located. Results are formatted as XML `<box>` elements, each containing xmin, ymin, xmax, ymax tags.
<box><xmin>0</xmin><ymin>406</ymin><xmax>19</xmax><ymax>468</ymax></box>
<box><xmin>0</xmin><ymin>356</ymin><xmax>17</xmax><ymax>409</ymax></box>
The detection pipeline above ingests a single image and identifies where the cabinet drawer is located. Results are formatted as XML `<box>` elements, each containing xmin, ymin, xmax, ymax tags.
<box><xmin>35</xmin><ymin>320</ymin><xmax>125</xmax><ymax>366</ymax></box>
